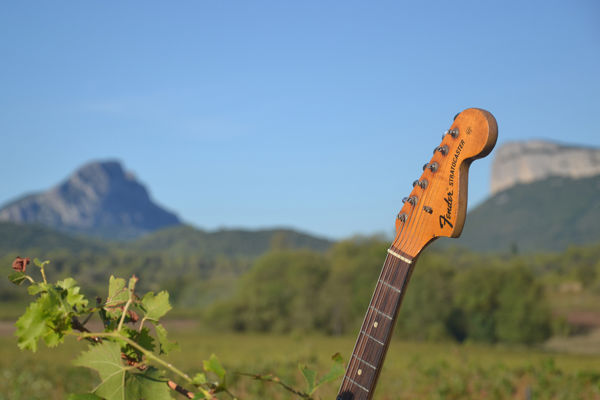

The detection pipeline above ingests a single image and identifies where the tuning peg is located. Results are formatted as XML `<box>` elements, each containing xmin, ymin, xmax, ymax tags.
<box><xmin>413</xmin><ymin>179</ymin><xmax>428</xmax><ymax>189</ymax></box>
<box><xmin>423</xmin><ymin>162</ymin><xmax>439</xmax><ymax>172</ymax></box>
<box><xmin>434</xmin><ymin>145</ymin><xmax>449</xmax><ymax>155</ymax></box>
<box><xmin>445</xmin><ymin>128</ymin><xmax>459</xmax><ymax>138</ymax></box>
<box><xmin>397</xmin><ymin>212</ymin><xmax>408</xmax><ymax>222</ymax></box>
<box><xmin>402</xmin><ymin>196</ymin><xmax>418</xmax><ymax>206</ymax></box>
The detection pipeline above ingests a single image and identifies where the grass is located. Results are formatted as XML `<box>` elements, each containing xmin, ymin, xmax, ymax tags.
<box><xmin>1</xmin><ymin>321</ymin><xmax>599</xmax><ymax>399</ymax></box>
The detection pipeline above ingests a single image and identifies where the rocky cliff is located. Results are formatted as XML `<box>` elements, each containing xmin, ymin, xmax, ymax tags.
<box><xmin>491</xmin><ymin>140</ymin><xmax>600</xmax><ymax>194</ymax></box>
<box><xmin>0</xmin><ymin>160</ymin><xmax>180</xmax><ymax>239</ymax></box>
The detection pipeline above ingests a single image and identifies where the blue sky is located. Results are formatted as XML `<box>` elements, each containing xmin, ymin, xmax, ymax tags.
<box><xmin>1</xmin><ymin>1</ymin><xmax>599</xmax><ymax>239</ymax></box>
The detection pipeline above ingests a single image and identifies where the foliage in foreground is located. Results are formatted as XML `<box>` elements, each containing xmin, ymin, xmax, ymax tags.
<box><xmin>8</xmin><ymin>257</ymin><xmax>343</xmax><ymax>400</ymax></box>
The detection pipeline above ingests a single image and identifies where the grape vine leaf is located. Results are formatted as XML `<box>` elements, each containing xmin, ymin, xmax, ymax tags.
<box><xmin>75</xmin><ymin>342</ymin><xmax>173</xmax><ymax>400</ymax></box>
<box><xmin>8</xmin><ymin>271</ymin><xmax>28</xmax><ymax>285</ymax></box>
<box><xmin>299</xmin><ymin>364</ymin><xmax>317</xmax><ymax>395</ymax></box>
<box><xmin>203</xmin><ymin>354</ymin><xmax>226</xmax><ymax>383</ymax></box>
<box><xmin>141</xmin><ymin>291</ymin><xmax>172</xmax><ymax>321</ymax></box>
<box><xmin>125</xmin><ymin>366</ymin><xmax>173</xmax><ymax>400</ymax></box>
<box><xmin>33</xmin><ymin>258</ymin><xmax>50</xmax><ymax>268</ymax></box>
<box><xmin>58</xmin><ymin>278</ymin><xmax>89</xmax><ymax>309</ymax></box>
<box><xmin>15</xmin><ymin>300</ymin><xmax>48</xmax><ymax>351</ymax></box>
<box><xmin>300</xmin><ymin>352</ymin><xmax>344</xmax><ymax>395</ymax></box>
<box><xmin>105</xmin><ymin>276</ymin><xmax>129</xmax><ymax>318</ymax></box>
<box><xmin>317</xmin><ymin>352</ymin><xmax>345</xmax><ymax>386</ymax></box>
<box><xmin>155</xmin><ymin>323</ymin><xmax>179</xmax><ymax>354</ymax></box>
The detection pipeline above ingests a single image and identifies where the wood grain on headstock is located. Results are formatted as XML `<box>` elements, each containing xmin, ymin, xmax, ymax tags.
<box><xmin>392</xmin><ymin>108</ymin><xmax>498</xmax><ymax>258</ymax></box>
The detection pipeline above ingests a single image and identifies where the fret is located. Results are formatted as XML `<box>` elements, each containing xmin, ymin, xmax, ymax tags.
<box><xmin>361</xmin><ymin>330</ymin><xmax>384</xmax><ymax>346</ymax></box>
<box><xmin>352</xmin><ymin>329</ymin><xmax>385</xmax><ymax>367</ymax></box>
<box><xmin>371</xmin><ymin>280</ymin><xmax>402</xmax><ymax>316</ymax></box>
<box><xmin>352</xmin><ymin>354</ymin><xmax>377</xmax><ymax>370</ymax></box>
<box><xmin>378</xmin><ymin>278</ymin><xmax>402</xmax><ymax>293</ymax></box>
<box><xmin>382</xmin><ymin>256</ymin><xmax>411</xmax><ymax>289</ymax></box>
<box><xmin>344</xmin><ymin>356</ymin><xmax>377</xmax><ymax>393</ymax></box>
<box><xmin>360</xmin><ymin>307</ymin><xmax>393</xmax><ymax>343</ymax></box>
<box><xmin>369</xmin><ymin>305</ymin><xmax>392</xmax><ymax>320</ymax></box>
<box><xmin>338</xmin><ymin>255</ymin><xmax>413</xmax><ymax>399</ymax></box>
<box><xmin>345</xmin><ymin>376</ymin><xmax>370</xmax><ymax>394</ymax></box>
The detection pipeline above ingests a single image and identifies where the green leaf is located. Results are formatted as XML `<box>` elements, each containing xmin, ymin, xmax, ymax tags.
<box><xmin>154</xmin><ymin>324</ymin><xmax>179</xmax><ymax>355</ymax></box>
<box><xmin>67</xmin><ymin>287</ymin><xmax>88</xmax><ymax>309</ymax></box>
<box><xmin>8</xmin><ymin>271</ymin><xmax>29</xmax><ymax>285</ymax></box>
<box><xmin>316</xmin><ymin>353</ymin><xmax>345</xmax><ymax>387</ymax></box>
<box><xmin>105</xmin><ymin>276</ymin><xmax>129</xmax><ymax>318</ymax></box>
<box><xmin>67</xmin><ymin>394</ymin><xmax>104</xmax><ymax>400</ymax></box>
<box><xmin>15</xmin><ymin>300</ymin><xmax>49</xmax><ymax>352</ymax></box>
<box><xmin>58</xmin><ymin>277</ymin><xmax>78</xmax><ymax>289</ymax></box>
<box><xmin>141</xmin><ymin>291</ymin><xmax>172</xmax><ymax>321</ymax></box>
<box><xmin>192</xmin><ymin>372</ymin><xmax>207</xmax><ymax>385</ymax></box>
<box><xmin>75</xmin><ymin>342</ymin><xmax>126</xmax><ymax>400</ymax></box>
<box><xmin>203</xmin><ymin>354</ymin><xmax>226</xmax><ymax>383</ymax></box>
<box><xmin>299</xmin><ymin>364</ymin><xmax>317</xmax><ymax>395</ymax></box>
<box><xmin>27</xmin><ymin>283</ymin><xmax>47</xmax><ymax>295</ymax></box>
<box><xmin>33</xmin><ymin>258</ymin><xmax>50</xmax><ymax>268</ymax></box>
<box><xmin>122</xmin><ymin>327</ymin><xmax>155</xmax><ymax>361</ymax></box>
<box><xmin>75</xmin><ymin>342</ymin><xmax>173</xmax><ymax>400</ymax></box>
<box><xmin>125</xmin><ymin>366</ymin><xmax>172</xmax><ymax>400</ymax></box>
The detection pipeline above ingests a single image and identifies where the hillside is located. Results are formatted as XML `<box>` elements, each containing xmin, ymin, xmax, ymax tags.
<box><xmin>0</xmin><ymin>221</ymin><xmax>106</xmax><ymax>255</ymax></box>
<box><xmin>131</xmin><ymin>224</ymin><xmax>333</xmax><ymax>257</ymax></box>
<box><xmin>451</xmin><ymin>175</ymin><xmax>600</xmax><ymax>252</ymax></box>
<box><xmin>0</xmin><ymin>220</ymin><xmax>332</xmax><ymax>259</ymax></box>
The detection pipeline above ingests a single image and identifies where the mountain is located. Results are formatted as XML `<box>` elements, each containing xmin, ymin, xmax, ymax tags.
<box><xmin>491</xmin><ymin>140</ymin><xmax>600</xmax><ymax>194</ymax></box>
<box><xmin>0</xmin><ymin>160</ymin><xmax>180</xmax><ymax>239</ymax></box>
<box><xmin>450</xmin><ymin>175</ymin><xmax>600</xmax><ymax>252</ymax></box>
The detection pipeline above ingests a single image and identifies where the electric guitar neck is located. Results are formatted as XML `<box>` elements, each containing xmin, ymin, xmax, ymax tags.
<box><xmin>337</xmin><ymin>108</ymin><xmax>498</xmax><ymax>400</ymax></box>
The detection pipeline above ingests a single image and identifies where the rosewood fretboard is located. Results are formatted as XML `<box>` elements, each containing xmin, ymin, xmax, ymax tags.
<box><xmin>336</xmin><ymin>247</ymin><xmax>414</xmax><ymax>400</ymax></box>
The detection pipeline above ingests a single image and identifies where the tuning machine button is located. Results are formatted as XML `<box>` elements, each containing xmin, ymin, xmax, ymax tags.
<box><xmin>445</xmin><ymin>128</ymin><xmax>459</xmax><ymax>138</ymax></box>
<box><xmin>402</xmin><ymin>196</ymin><xmax>418</xmax><ymax>206</ymax></box>
<box><xmin>413</xmin><ymin>179</ymin><xmax>428</xmax><ymax>189</ymax></box>
<box><xmin>423</xmin><ymin>162</ymin><xmax>439</xmax><ymax>172</ymax></box>
<box><xmin>434</xmin><ymin>145</ymin><xmax>449</xmax><ymax>155</ymax></box>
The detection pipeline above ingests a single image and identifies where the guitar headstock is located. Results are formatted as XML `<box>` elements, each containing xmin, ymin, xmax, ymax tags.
<box><xmin>391</xmin><ymin>108</ymin><xmax>497</xmax><ymax>258</ymax></box>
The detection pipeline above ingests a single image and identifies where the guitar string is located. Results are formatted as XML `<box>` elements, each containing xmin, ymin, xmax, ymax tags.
<box><xmin>340</xmin><ymin>253</ymin><xmax>396</xmax><ymax>392</ymax></box>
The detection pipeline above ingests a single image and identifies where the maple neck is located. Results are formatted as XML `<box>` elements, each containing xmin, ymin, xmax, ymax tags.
<box><xmin>336</xmin><ymin>246</ymin><xmax>415</xmax><ymax>400</ymax></box>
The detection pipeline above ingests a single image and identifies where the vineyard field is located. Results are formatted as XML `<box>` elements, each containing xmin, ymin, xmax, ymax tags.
<box><xmin>1</xmin><ymin>323</ymin><xmax>599</xmax><ymax>399</ymax></box>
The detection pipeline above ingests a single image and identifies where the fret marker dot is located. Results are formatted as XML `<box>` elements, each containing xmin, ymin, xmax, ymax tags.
<box><xmin>373</xmin><ymin>322</ymin><xmax>378</xmax><ymax>328</ymax></box>
<box><xmin>357</xmin><ymin>369</ymin><xmax>362</xmax><ymax>376</ymax></box>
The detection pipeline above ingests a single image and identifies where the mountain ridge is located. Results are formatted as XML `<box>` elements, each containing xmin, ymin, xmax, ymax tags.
<box><xmin>0</xmin><ymin>160</ymin><xmax>181</xmax><ymax>239</ymax></box>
